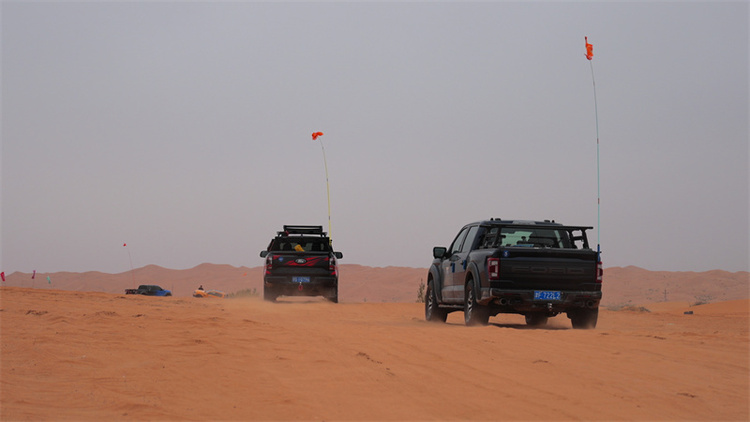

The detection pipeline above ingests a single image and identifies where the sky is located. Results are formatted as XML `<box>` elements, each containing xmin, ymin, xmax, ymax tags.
<box><xmin>1</xmin><ymin>1</ymin><xmax>748</xmax><ymax>274</ymax></box>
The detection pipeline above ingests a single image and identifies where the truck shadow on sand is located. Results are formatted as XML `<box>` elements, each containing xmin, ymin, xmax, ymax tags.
<box><xmin>488</xmin><ymin>322</ymin><xmax>570</xmax><ymax>330</ymax></box>
<box><xmin>439</xmin><ymin>320</ymin><xmax>571</xmax><ymax>330</ymax></box>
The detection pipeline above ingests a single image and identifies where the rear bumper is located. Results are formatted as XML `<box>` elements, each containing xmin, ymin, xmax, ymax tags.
<box><xmin>481</xmin><ymin>288</ymin><xmax>602</xmax><ymax>312</ymax></box>
<box><xmin>264</xmin><ymin>275</ymin><xmax>337</xmax><ymax>296</ymax></box>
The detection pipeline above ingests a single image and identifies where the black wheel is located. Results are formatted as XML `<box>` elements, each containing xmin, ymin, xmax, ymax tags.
<box><xmin>263</xmin><ymin>286</ymin><xmax>278</xmax><ymax>302</ymax></box>
<box><xmin>525</xmin><ymin>314</ymin><xmax>549</xmax><ymax>327</ymax></box>
<box><xmin>327</xmin><ymin>287</ymin><xmax>339</xmax><ymax>303</ymax></box>
<box><xmin>464</xmin><ymin>280</ymin><xmax>489</xmax><ymax>326</ymax></box>
<box><xmin>570</xmin><ymin>308</ymin><xmax>598</xmax><ymax>329</ymax></box>
<box><xmin>425</xmin><ymin>280</ymin><xmax>447</xmax><ymax>323</ymax></box>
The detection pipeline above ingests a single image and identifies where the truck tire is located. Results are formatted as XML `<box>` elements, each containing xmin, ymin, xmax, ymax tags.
<box><xmin>263</xmin><ymin>286</ymin><xmax>278</xmax><ymax>302</ymax></box>
<box><xmin>425</xmin><ymin>280</ymin><xmax>447</xmax><ymax>323</ymax></box>
<box><xmin>570</xmin><ymin>308</ymin><xmax>598</xmax><ymax>329</ymax></box>
<box><xmin>525</xmin><ymin>314</ymin><xmax>549</xmax><ymax>327</ymax></box>
<box><xmin>327</xmin><ymin>287</ymin><xmax>339</xmax><ymax>303</ymax></box>
<box><xmin>464</xmin><ymin>280</ymin><xmax>489</xmax><ymax>326</ymax></box>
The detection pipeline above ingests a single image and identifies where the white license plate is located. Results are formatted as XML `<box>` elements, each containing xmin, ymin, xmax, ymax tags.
<box><xmin>534</xmin><ymin>291</ymin><xmax>561</xmax><ymax>301</ymax></box>
<box><xmin>292</xmin><ymin>276</ymin><xmax>310</xmax><ymax>283</ymax></box>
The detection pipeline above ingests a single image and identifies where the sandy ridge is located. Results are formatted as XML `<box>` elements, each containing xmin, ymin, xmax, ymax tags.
<box><xmin>2</xmin><ymin>264</ymin><xmax>748</xmax><ymax>306</ymax></box>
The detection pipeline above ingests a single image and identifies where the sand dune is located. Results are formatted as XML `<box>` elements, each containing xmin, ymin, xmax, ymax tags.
<box><xmin>602</xmin><ymin>266</ymin><xmax>749</xmax><ymax>306</ymax></box>
<box><xmin>2</xmin><ymin>264</ymin><xmax>748</xmax><ymax>306</ymax></box>
<box><xmin>1</xmin><ymin>287</ymin><xmax>748</xmax><ymax>421</ymax></box>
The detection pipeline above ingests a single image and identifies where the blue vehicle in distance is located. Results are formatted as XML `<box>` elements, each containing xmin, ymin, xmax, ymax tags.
<box><xmin>125</xmin><ymin>285</ymin><xmax>172</xmax><ymax>296</ymax></box>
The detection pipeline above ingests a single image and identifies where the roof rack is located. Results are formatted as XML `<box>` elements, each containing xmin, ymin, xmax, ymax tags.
<box><xmin>279</xmin><ymin>225</ymin><xmax>326</xmax><ymax>236</ymax></box>
<box><xmin>489</xmin><ymin>218</ymin><xmax>558</xmax><ymax>224</ymax></box>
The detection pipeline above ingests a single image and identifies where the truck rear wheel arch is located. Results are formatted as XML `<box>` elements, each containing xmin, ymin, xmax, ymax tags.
<box><xmin>465</xmin><ymin>263</ymin><xmax>483</xmax><ymax>300</ymax></box>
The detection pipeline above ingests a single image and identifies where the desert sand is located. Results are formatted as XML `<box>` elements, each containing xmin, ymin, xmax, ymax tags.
<box><xmin>2</xmin><ymin>264</ymin><xmax>748</xmax><ymax>306</ymax></box>
<box><xmin>1</xmin><ymin>284</ymin><xmax>748</xmax><ymax>421</ymax></box>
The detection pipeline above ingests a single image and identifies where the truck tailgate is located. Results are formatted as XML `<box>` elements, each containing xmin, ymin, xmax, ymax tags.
<box><xmin>269</xmin><ymin>253</ymin><xmax>332</xmax><ymax>275</ymax></box>
<box><xmin>496</xmin><ymin>248</ymin><xmax>599</xmax><ymax>291</ymax></box>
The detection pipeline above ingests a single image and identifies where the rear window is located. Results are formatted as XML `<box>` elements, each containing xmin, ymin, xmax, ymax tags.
<box><xmin>480</xmin><ymin>226</ymin><xmax>588</xmax><ymax>249</ymax></box>
<box><xmin>499</xmin><ymin>228</ymin><xmax>570</xmax><ymax>248</ymax></box>
<box><xmin>270</xmin><ymin>238</ymin><xmax>331</xmax><ymax>252</ymax></box>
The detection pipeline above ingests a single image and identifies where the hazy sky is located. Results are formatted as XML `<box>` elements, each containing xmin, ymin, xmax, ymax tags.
<box><xmin>2</xmin><ymin>1</ymin><xmax>748</xmax><ymax>274</ymax></box>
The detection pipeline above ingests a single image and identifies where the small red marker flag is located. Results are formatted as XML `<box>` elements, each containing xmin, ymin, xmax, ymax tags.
<box><xmin>585</xmin><ymin>36</ymin><xmax>594</xmax><ymax>60</ymax></box>
<box><xmin>312</xmin><ymin>132</ymin><xmax>324</xmax><ymax>140</ymax></box>
<box><xmin>1</xmin><ymin>272</ymin><xmax>5</xmax><ymax>282</ymax></box>
<box><xmin>123</xmin><ymin>243</ymin><xmax>127</xmax><ymax>247</ymax></box>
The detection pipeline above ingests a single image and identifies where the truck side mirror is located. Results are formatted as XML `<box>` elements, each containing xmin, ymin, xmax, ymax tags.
<box><xmin>260</xmin><ymin>251</ymin><xmax>269</xmax><ymax>258</ymax></box>
<box><xmin>433</xmin><ymin>247</ymin><xmax>447</xmax><ymax>259</ymax></box>
<box><xmin>334</xmin><ymin>252</ymin><xmax>343</xmax><ymax>259</ymax></box>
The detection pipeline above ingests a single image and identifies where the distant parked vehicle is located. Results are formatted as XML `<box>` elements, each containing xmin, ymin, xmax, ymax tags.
<box><xmin>193</xmin><ymin>289</ymin><xmax>226</xmax><ymax>298</ymax></box>
<box><xmin>125</xmin><ymin>285</ymin><xmax>172</xmax><ymax>296</ymax></box>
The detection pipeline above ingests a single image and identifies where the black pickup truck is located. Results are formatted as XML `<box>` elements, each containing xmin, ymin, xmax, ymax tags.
<box><xmin>260</xmin><ymin>225</ymin><xmax>343</xmax><ymax>303</ymax></box>
<box><xmin>425</xmin><ymin>219</ymin><xmax>602</xmax><ymax>328</ymax></box>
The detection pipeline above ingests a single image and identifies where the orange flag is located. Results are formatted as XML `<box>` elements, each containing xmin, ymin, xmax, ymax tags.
<box><xmin>585</xmin><ymin>36</ymin><xmax>594</xmax><ymax>60</ymax></box>
<box><xmin>312</xmin><ymin>132</ymin><xmax>324</xmax><ymax>140</ymax></box>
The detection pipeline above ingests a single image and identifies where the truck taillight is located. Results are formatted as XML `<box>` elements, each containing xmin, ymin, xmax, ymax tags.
<box><xmin>488</xmin><ymin>257</ymin><xmax>500</xmax><ymax>281</ymax></box>
<box><xmin>596</xmin><ymin>260</ymin><xmax>603</xmax><ymax>283</ymax></box>
<box><xmin>264</xmin><ymin>254</ymin><xmax>273</xmax><ymax>274</ymax></box>
<box><xmin>329</xmin><ymin>256</ymin><xmax>337</xmax><ymax>275</ymax></box>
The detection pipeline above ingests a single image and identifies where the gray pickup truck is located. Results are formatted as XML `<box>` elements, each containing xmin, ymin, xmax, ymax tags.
<box><xmin>425</xmin><ymin>219</ymin><xmax>602</xmax><ymax>328</ymax></box>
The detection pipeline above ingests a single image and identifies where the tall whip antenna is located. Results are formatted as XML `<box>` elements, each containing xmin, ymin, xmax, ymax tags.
<box><xmin>124</xmin><ymin>243</ymin><xmax>135</xmax><ymax>288</ymax></box>
<box><xmin>585</xmin><ymin>36</ymin><xmax>601</xmax><ymax>261</ymax></box>
<box><xmin>312</xmin><ymin>132</ymin><xmax>333</xmax><ymax>244</ymax></box>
